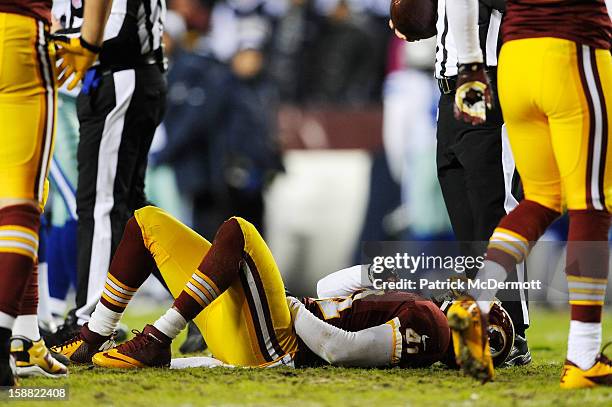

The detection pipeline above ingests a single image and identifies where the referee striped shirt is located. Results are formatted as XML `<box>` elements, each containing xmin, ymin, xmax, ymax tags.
<box><xmin>435</xmin><ymin>0</ymin><xmax>505</xmax><ymax>79</ymax></box>
<box><xmin>56</xmin><ymin>0</ymin><xmax>166</xmax><ymax>67</ymax></box>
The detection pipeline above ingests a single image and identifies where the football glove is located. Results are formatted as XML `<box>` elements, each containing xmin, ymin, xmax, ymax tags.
<box><xmin>454</xmin><ymin>62</ymin><xmax>493</xmax><ymax>125</ymax></box>
<box><xmin>53</xmin><ymin>35</ymin><xmax>101</xmax><ymax>90</ymax></box>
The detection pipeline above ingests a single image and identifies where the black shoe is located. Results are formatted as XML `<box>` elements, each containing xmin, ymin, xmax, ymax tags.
<box><xmin>114</xmin><ymin>323</ymin><xmax>129</xmax><ymax>343</ymax></box>
<box><xmin>42</xmin><ymin>309</ymin><xmax>80</xmax><ymax>348</ymax></box>
<box><xmin>179</xmin><ymin>321</ymin><xmax>207</xmax><ymax>354</ymax></box>
<box><xmin>504</xmin><ymin>335</ymin><xmax>532</xmax><ymax>367</ymax></box>
<box><xmin>0</xmin><ymin>356</ymin><xmax>17</xmax><ymax>386</ymax></box>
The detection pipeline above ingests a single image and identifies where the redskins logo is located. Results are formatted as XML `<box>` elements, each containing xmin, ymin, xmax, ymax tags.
<box><xmin>488</xmin><ymin>302</ymin><xmax>515</xmax><ymax>367</ymax></box>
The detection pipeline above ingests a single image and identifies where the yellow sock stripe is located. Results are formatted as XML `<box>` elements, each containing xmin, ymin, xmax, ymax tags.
<box><xmin>567</xmin><ymin>275</ymin><xmax>608</xmax><ymax>284</ymax></box>
<box><xmin>0</xmin><ymin>229</ymin><xmax>39</xmax><ymax>246</ymax></box>
<box><xmin>194</xmin><ymin>269</ymin><xmax>221</xmax><ymax>295</ymax></box>
<box><xmin>184</xmin><ymin>285</ymin><xmax>208</xmax><ymax>308</ymax></box>
<box><xmin>568</xmin><ymin>288</ymin><xmax>606</xmax><ymax>295</ymax></box>
<box><xmin>0</xmin><ymin>238</ymin><xmax>38</xmax><ymax>256</ymax></box>
<box><xmin>495</xmin><ymin>227</ymin><xmax>529</xmax><ymax>244</ymax></box>
<box><xmin>189</xmin><ymin>278</ymin><xmax>215</xmax><ymax>303</ymax></box>
<box><xmin>105</xmin><ymin>283</ymin><xmax>133</xmax><ymax>300</ymax></box>
<box><xmin>0</xmin><ymin>225</ymin><xmax>38</xmax><ymax>240</ymax></box>
<box><xmin>0</xmin><ymin>246</ymin><xmax>37</xmax><ymax>260</ymax></box>
<box><xmin>0</xmin><ymin>236</ymin><xmax>39</xmax><ymax>249</ymax></box>
<box><xmin>102</xmin><ymin>292</ymin><xmax>128</xmax><ymax>309</ymax></box>
<box><xmin>107</xmin><ymin>273</ymin><xmax>137</xmax><ymax>292</ymax></box>
<box><xmin>569</xmin><ymin>300</ymin><xmax>605</xmax><ymax>306</ymax></box>
<box><xmin>488</xmin><ymin>242</ymin><xmax>523</xmax><ymax>262</ymax></box>
<box><xmin>490</xmin><ymin>235</ymin><xmax>528</xmax><ymax>257</ymax></box>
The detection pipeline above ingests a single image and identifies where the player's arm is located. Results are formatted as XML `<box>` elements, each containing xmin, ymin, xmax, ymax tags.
<box><xmin>316</xmin><ymin>264</ymin><xmax>399</xmax><ymax>298</ymax></box>
<box><xmin>316</xmin><ymin>265</ymin><xmax>369</xmax><ymax>298</ymax></box>
<box><xmin>446</xmin><ymin>0</ymin><xmax>493</xmax><ymax>125</ymax></box>
<box><xmin>287</xmin><ymin>297</ymin><xmax>401</xmax><ymax>367</ymax></box>
<box><xmin>55</xmin><ymin>0</ymin><xmax>113</xmax><ymax>90</ymax></box>
<box><xmin>81</xmin><ymin>0</ymin><xmax>113</xmax><ymax>46</ymax></box>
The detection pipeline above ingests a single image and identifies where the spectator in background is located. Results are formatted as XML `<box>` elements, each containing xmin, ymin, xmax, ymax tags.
<box><xmin>226</xmin><ymin>41</ymin><xmax>285</xmax><ymax>232</ymax></box>
<box><xmin>159</xmin><ymin>2</ymin><xmax>283</xmax><ymax>236</ymax></box>
<box><xmin>382</xmin><ymin>37</ymin><xmax>451</xmax><ymax>240</ymax></box>
<box><xmin>145</xmin><ymin>11</ymin><xmax>190</xmax><ymax>221</ymax></box>
<box><xmin>155</xmin><ymin>0</ymin><xmax>235</xmax><ymax>238</ymax></box>
<box><xmin>303</xmin><ymin>0</ymin><xmax>376</xmax><ymax>105</ymax></box>
<box><xmin>268</xmin><ymin>0</ymin><xmax>318</xmax><ymax>103</ymax></box>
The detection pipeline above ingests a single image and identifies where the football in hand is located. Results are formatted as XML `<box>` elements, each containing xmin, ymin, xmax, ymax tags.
<box><xmin>390</xmin><ymin>0</ymin><xmax>437</xmax><ymax>41</ymax></box>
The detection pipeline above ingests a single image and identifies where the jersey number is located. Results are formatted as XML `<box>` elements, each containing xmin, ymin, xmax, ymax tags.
<box><xmin>405</xmin><ymin>328</ymin><xmax>429</xmax><ymax>354</ymax></box>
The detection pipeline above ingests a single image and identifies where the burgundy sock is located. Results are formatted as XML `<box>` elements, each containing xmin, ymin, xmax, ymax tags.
<box><xmin>0</xmin><ymin>205</ymin><xmax>40</xmax><ymax>318</ymax></box>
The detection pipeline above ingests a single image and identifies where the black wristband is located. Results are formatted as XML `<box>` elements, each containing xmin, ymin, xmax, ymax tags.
<box><xmin>80</xmin><ymin>36</ymin><xmax>102</xmax><ymax>54</ymax></box>
<box><xmin>457</xmin><ymin>62</ymin><xmax>485</xmax><ymax>74</ymax></box>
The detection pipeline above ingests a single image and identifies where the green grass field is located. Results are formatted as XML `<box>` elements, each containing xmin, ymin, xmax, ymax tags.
<box><xmin>7</xmin><ymin>307</ymin><xmax>612</xmax><ymax>407</ymax></box>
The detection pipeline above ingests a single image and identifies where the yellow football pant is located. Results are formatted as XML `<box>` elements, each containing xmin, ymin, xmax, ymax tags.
<box><xmin>0</xmin><ymin>12</ymin><xmax>55</xmax><ymax>206</ymax></box>
<box><xmin>498</xmin><ymin>38</ymin><xmax>612</xmax><ymax>212</ymax></box>
<box><xmin>133</xmin><ymin>206</ymin><xmax>298</xmax><ymax>367</ymax></box>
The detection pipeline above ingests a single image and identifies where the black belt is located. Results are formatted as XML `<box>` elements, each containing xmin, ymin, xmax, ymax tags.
<box><xmin>437</xmin><ymin>76</ymin><xmax>457</xmax><ymax>95</ymax></box>
<box><xmin>95</xmin><ymin>56</ymin><xmax>161</xmax><ymax>76</ymax></box>
<box><xmin>437</xmin><ymin>67</ymin><xmax>497</xmax><ymax>95</ymax></box>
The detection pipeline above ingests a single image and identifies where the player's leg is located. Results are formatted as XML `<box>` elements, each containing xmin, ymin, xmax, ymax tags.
<box><xmin>192</xmin><ymin>217</ymin><xmax>298</xmax><ymax>367</ymax></box>
<box><xmin>448</xmin><ymin>38</ymin><xmax>562</xmax><ymax>382</ymax></box>
<box><xmin>553</xmin><ymin>44</ymin><xmax>612</xmax><ymax>389</ymax></box>
<box><xmin>11</xmin><ymin>265</ymin><xmax>67</xmax><ymax>377</ymax></box>
<box><xmin>436</xmin><ymin>92</ymin><xmax>475</xmax><ymax>243</ymax></box>
<box><xmin>92</xmin><ymin>214</ymin><xmax>298</xmax><ymax>368</ymax></box>
<box><xmin>52</xmin><ymin>205</ymin><xmax>211</xmax><ymax>364</ymax></box>
<box><xmin>0</xmin><ymin>13</ymin><xmax>56</xmax><ymax>385</ymax></box>
<box><xmin>50</xmin><ymin>206</ymin><xmax>195</xmax><ymax>363</ymax></box>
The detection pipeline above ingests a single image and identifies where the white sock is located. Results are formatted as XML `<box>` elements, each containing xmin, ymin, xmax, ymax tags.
<box><xmin>12</xmin><ymin>315</ymin><xmax>40</xmax><ymax>341</ymax></box>
<box><xmin>88</xmin><ymin>302</ymin><xmax>122</xmax><ymax>337</ymax></box>
<box><xmin>567</xmin><ymin>320</ymin><xmax>601</xmax><ymax>370</ymax></box>
<box><xmin>0</xmin><ymin>311</ymin><xmax>15</xmax><ymax>331</ymax></box>
<box><xmin>469</xmin><ymin>260</ymin><xmax>507</xmax><ymax>316</ymax></box>
<box><xmin>153</xmin><ymin>308</ymin><xmax>187</xmax><ymax>340</ymax></box>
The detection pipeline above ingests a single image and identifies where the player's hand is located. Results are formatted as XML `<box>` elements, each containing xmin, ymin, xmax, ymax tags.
<box><xmin>389</xmin><ymin>19</ymin><xmax>407</xmax><ymax>40</ymax></box>
<box><xmin>388</xmin><ymin>19</ymin><xmax>418</xmax><ymax>42</ymax></box>
<box><xmin>286</xmin><ymin>296</ymin><xmax>303</xmax><ymax>320</ymax></box>
<box><xmin>53</xmin><ymin>35</ymin><xmax>101</xmax><ymax>90</ymax></box>
<box><xmin>454</xmin><ymin>62</ymin><xmax>493</xmax><ymax>125</ymax></box>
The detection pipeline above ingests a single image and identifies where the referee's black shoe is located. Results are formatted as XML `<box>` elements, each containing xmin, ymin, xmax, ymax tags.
<box><xmin>42</xmin><ymin>309</ymin><xmax>79</xmax><ymax>348</ymax></box>
<box><xmin>504</xmin><ymin>335</ymin><xmax>532</xmax><ymax>367</ymax></box>
<box><xmin>0</xmin><ymin>327</ymin><xmax>17</xmax><ymax>386</ymax></box>
<box><xmin>0</xmin><ymin>357</ymin><xmax>17</xmax><ymax>386</ymax></box>
<box><xmin>179</xmin><ymin>321</ymin><xmax>207</xmax><ymax>354</ymax></box>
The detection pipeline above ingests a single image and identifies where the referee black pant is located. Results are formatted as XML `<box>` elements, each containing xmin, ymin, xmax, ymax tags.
<box><xmin>75</xmin><ymin>65</ymin><xmax>167</xmax><ymax>324</ymax></box>
<box><xmin>436</xmin><ymin>70</ymin><xmax>529</xmax><ymax>336</ymax></box>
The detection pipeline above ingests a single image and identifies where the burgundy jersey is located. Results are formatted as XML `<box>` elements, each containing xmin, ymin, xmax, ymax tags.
<box><xmin>503</xmin><ymin>0</ymin><xmax>612</xmax><ymax>49</ymax></box>
<box><xmin>294</xmin><ymin>290</ymin><xmax>450</xmax><ymax>368</ymax></box>
<box><xmin>0</xmin><ymin>0</ymin><xmax>52</xmax><ymax>25</ymax></box>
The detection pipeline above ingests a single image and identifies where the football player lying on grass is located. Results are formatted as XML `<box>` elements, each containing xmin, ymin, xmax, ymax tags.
<box><xmin>51</xmin><ymin>206</ymin><xmax>452</xmax><ymax>369</ymax></box>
